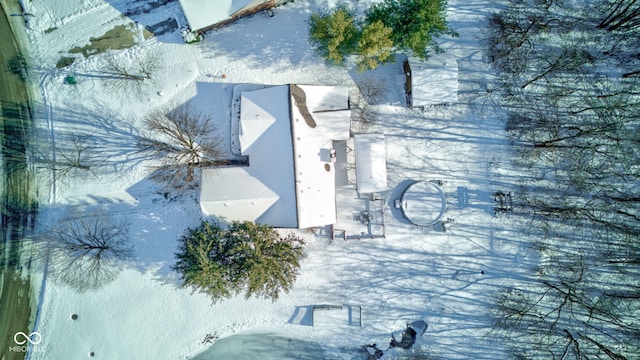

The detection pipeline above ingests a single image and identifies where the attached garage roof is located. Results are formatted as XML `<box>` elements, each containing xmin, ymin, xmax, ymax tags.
<box><xmin>291</xmin><ymin>85</ymin><xmax>351</xmax><ymax>228</ymax></box>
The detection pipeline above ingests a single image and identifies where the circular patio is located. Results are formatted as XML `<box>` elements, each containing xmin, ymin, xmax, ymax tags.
<box><xmin>400</xmin><ymin>181</ymin><xmax>447</xmax><ymax>226</ymax></box>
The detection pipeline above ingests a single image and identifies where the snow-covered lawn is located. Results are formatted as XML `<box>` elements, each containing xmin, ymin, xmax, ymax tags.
<box><xmin>23</xmin><ymin>0</ymin><xmax>529</xmax><ymax>359</ymax></box>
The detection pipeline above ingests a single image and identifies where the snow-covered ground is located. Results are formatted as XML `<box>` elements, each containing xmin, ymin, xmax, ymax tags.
<box><xmin>21</xmin><ymin>0</ymin><xmax>529</xmax><ymax>359</ymax></box>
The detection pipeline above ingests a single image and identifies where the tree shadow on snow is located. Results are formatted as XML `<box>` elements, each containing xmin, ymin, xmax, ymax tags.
<box><xmin>40</xmin><ymin>102</ymin><xmax>151</xmax><ymax>177</ymax></box>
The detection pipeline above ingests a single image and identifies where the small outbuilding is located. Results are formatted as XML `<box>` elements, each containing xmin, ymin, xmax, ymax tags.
<box><xmin>404</xmin><ymin>53</ymin><xmax>458</xmax><ymax>107</ymax></box>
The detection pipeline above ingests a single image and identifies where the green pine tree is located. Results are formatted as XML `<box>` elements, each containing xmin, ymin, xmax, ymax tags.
<box><xmin>226</xmin><ymin>222</ymin><xmax>305</xmax><ymax>300</ymax></box>
<box><xmin>356</xmin><ymin>20</ymin><xmax>395</xmax><ymax>71</ymax></box>
<box><xmin>173</xmin><ymin>221</ymin><xmax>233</xmax><ymax>299</ymax></box>
<box><xmin>366</xmin><ymin>0</ymin><xmax>457</xmax><ymax>59</ymax></box>
<box><xmin>173</xmin><ymin>221</ymin><xmax>306</xmax><ymax>302</ymax></box>
<box><xmin>308</xmin><ymin>5</ymin><xmax>359</xmax><ymax>65</ymax></box>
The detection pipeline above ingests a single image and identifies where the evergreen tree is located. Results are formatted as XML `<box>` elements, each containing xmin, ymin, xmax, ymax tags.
<box><xmin>356</xmin><ymin>20</ymin><xmax>395</xmax><ymax>71</ymax></box>
<box><xmin>366</xmin><ymin>0</ymin><xmax>457</xmax><ymax>59</ymax></box>
<box><xmin>307</xmin><ymin>5</ymin><xmax>359</xmax><ymax>65</ymax></box>
<box><xmin>173</xmin><ymin>221</ymin><xmax>233</xmax><ymax>299</ymax></box>
<box><xmin>226</xmin><ymin>222</ymin><xmax>305</xmax><ymax>300</ymax></box>
<box><xmin>173</xmin><ymin>221</ymin><xmax>306</xmax><ymax>302</ymax></box>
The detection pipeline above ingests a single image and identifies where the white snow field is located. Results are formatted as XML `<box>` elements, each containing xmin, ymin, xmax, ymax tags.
<box><xmin>21</xmin><ymin>0</ymin><xmax>528</xmax><ymax>359</ymax></box>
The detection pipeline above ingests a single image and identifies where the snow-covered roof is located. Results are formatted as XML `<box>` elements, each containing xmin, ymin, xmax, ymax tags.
<box><xmin>200</xmin><ymin>167</ymin><xmax>279</xmax><ymax>222</ymax></box>
<box><xmin>201</xmin><ymin>84</ymin><xmax>351</xmax><ymax>228</ymax></box>
<box><xmin>238</xmin><ymin>88</ymin><xmax>277</xmax><ymax>154</ymax></box>
<box><xmin>178</xmin><ymin>0</ymin><xmax>254</xmax><ymax>31</ymax></box>
<box><xmin>408</xmin><ymin>53</ymin><xmax>458</xmax><ymax>106</ymax></box>
<box><xmin>291</xmin><ymin>85</ymin><xmax>351</xmax><ymax>228</ymax></box>
<box><xmin>354</xmin><ymin>133</ymin><xmax>388</xmax><ymax>194</ymax></box>
<box><xmin>298</xmin><ymin>85</ymin><xmax>351</xmax><ymax>140</ymax></box>
<box><xmin>203</xmin><ymin>85</ymin><xmax>298</xmax><ymax>228</ymax></box>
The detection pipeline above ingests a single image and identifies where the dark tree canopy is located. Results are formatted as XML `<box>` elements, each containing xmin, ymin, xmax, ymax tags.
<box><xmin>173</xmin><ymin>221</ymin><xmax>306</xmax><ymax>302</ymax></box>
<box><xmin>366</xmin><ymin>0</ymin><xmax>457</xmax><ymax>59</ymax></box>
<box><xmin>356</xmin><ymin>20</ymin><xmax>395</xmax><ymax>71</ymax></box>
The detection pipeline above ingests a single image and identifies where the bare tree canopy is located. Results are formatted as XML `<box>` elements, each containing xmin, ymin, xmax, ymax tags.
<box><xmin>32</xmin><ymin>132</ymin><xmax>98</xmax><ymax>181</ymax></box>
<box><xmin>137</xmin><ymin>103</ymin><xmax>222</xmax><ymax>189</ymax></box>
<box><xmin>99</xmin><ymin>49</ymin><xmax>162</xmax><ymax>96</ymax></box>
<box><xmin>488</xmin><ymin>1</ymin><xmax>640</xmax><ymax>358</ymax></box>
<box><xmin>598</xmin><ymin>0</ymin><xmax>640</xmax><ymax>31</ymax></box>
<box><xmin>41</xmin><ymin>212</ymin><xmax>133</xmax><ymax>291</ymax></box>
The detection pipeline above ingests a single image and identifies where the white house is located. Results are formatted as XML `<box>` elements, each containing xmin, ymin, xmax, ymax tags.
<box><xmin>404</xmin><ymin>53</ymin><xmax>458</xmax><ymax>107</ymax></box>
<box><xmin>200</xmin><ymin>84</ymin><xmax>351</xmax><ymax>228</ymax></box>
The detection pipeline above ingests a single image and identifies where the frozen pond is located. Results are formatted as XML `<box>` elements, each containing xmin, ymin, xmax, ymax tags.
<box><xmin>191</xmin><ymin>334</ymin><xmax>337</xmax><ymax>360</ymax></box>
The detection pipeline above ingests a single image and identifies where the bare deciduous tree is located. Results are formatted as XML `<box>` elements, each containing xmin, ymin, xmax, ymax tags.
<box><xmin>55</xmin><ymin>133</ymin><xmax>96</xmax><ymax>178</ymax></box>
<box><xmin>41</xmin><ymin>212</ymin><xmax>133</xmax><ymax>291</ymax></box>
<box><xmin>357</xmin><ymin>77</ymin><xmax>386</xmax><ymax>104</ymax></box>
<box><xmin>100</xmin><ymin>49</ymin><xmax>162</xmax><ymax>96</ymax></box>
<box><xmin>137</xmin><ymin>103</ymin><xmax>223</xmax><ymax>189</ymax></box>
<box><xmin>488</xmin><ymin>1</ymin><xmax>640</xmax><ymax>359</ymax></box>
<box><xmin>598</xmin><ymin>0</ymin><xmax>640</xmax><ymax>31</ymax></box>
